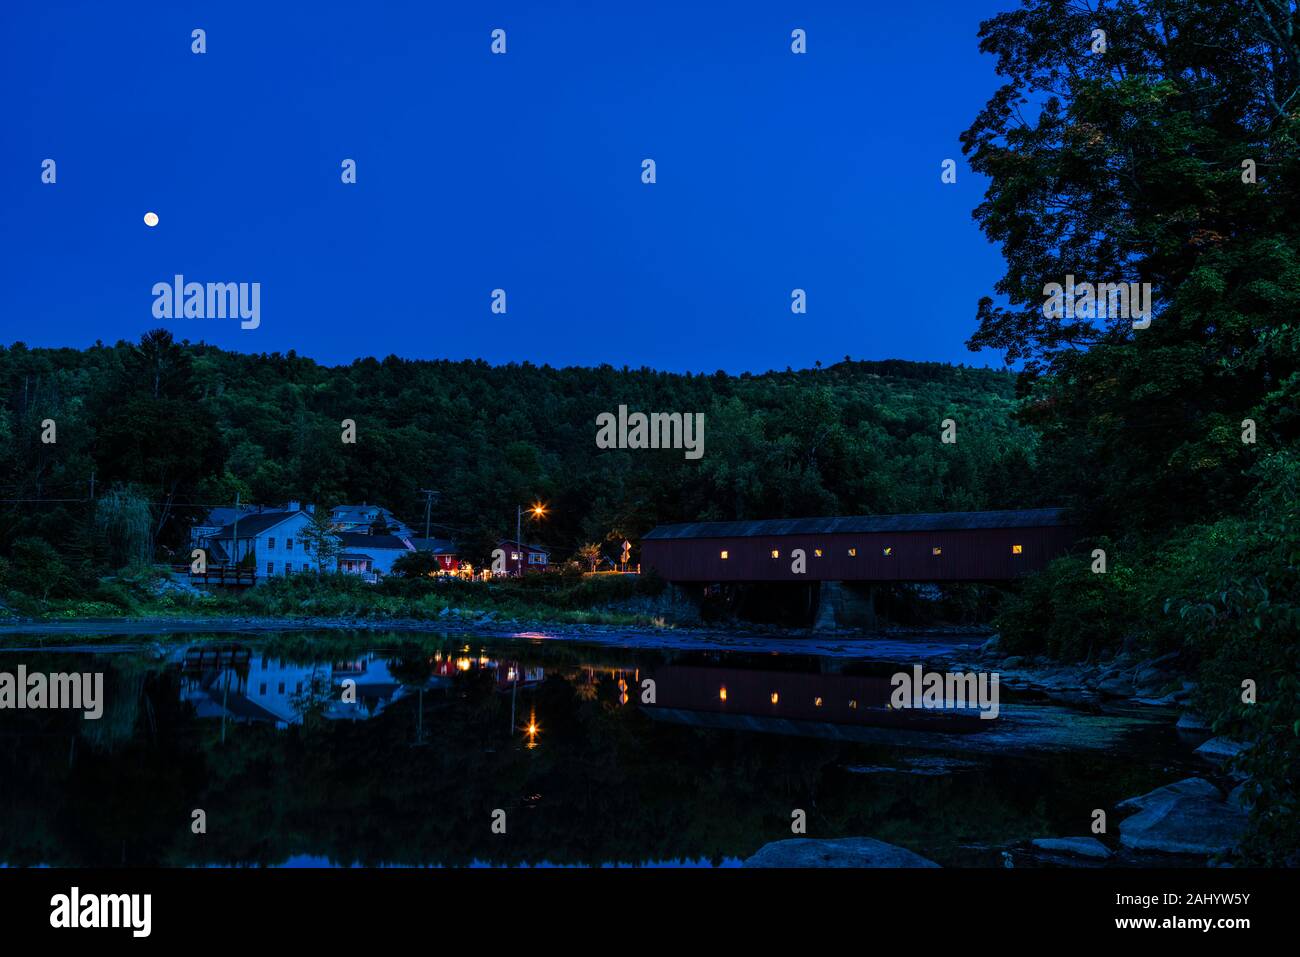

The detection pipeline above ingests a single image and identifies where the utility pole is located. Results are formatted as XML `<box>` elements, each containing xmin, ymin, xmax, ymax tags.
<box><xmin>232</xmin><ymin>491</ymin><xmax>240</xmax><ymax>573</ymax></box>
<box><xmin>516</xmin><ymin>505</ymin><xmax>525</xmax><ymax>578</ymax></box>
<box><xmin>420</xmin><ymin>489</ymin><xmax>439</xmax><ymax>541</ymax></box>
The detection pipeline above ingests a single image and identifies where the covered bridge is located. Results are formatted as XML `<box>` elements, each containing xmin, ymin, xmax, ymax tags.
<box><xmin>641</xmin><ymin>507</ymin><xmax>1076</xmax><ymax>584</ymax></box>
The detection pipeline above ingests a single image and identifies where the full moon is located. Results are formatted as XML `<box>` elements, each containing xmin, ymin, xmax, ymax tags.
<box><xmin>143</xmin><ymin>212</ymin><xmax>159</xmax><ymax>227</ymax></box>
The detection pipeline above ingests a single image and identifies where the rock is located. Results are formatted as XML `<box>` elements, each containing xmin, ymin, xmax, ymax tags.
<box><xmin>743</xmin><ymin>837</ymin><xmax>939</xmax><ymax>868</ymax></box>
<box><xmin>1176</xmin><ymin>712</ymin><xmax>1210</xmax><ymax>732</ymax></box>
<box><xmin>1196</xmin><ymin>737</ymin><xmax>1249</xmax><ymax>762</ymax></box>
<box><xmin>1117</xmin><ymin>776</ymin><xmax>1221</xmax><ymax>811</ymax></box>
<box><xmin>1134</xmin><ymin>694</ymin><xmax>1180</xmax><ymax>707</ymax></box>
<box><xmin>1030</xmin><ymin>837</ymin><xmax>1112</xmax><ymax>859</ymax></box>
<box><xmin>1135</xmin><ymin>671</ymin><xmax>1175</xmax><ymax>695</ymax></box>
<box><xmin>1117</xmin><ymin>777</ymin><xmax>1247</xmax><ymax>856</ymax></box>
<box><xmin>1227</xmin><ymin>783</ymin><xmax>1255</xmax><ymax>810</ymax></box>
<box><xmin>1097</xmin><ymin>675</ymin><xmax>1133</xmax><ymax>697</ymax></box>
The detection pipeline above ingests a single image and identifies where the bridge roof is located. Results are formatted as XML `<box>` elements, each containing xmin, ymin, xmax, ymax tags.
<box><xmin>643</xmin><ymin>507</ymin><xmax>1069</xmax><ymax>540</ymax></box>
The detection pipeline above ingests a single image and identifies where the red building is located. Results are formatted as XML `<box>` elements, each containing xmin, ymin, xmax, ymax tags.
<box><xmin>410</xmin><ymin>537</ymin><xmax>460</xmax><ymax>573</ymax></box>
<box><xmin>497</xmin><ymin>539</ymin><xmax>550</xmax><ymax>576</ymax></box>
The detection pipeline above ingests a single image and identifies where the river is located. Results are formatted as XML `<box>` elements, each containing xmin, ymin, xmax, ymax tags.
<box><xmin>0</xmin><ymin>629</ymin><xmax>1206</xmax><ymax>867</ymax></box>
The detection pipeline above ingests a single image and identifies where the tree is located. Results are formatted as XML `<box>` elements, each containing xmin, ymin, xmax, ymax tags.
<box><xmin>94</xmin><ymin>484</ymin><xmax>153</xmax><ymax>568</ymax></box>
<box><xmin>961</xmin><ymin>0</ymin><xmax>1300</xmax><ymax>531</ymax></box>
<box><xmin>392</xmin><ymin>550</ymin><xmax>442</xmax><ymax>577</ymax></box>
<box><xmin>299</xmin><ymin>510</ymin><xmax>342</xmax><ymax>572</ymax></box>
<box><xmin>576</xmin><ymin>542</ymin><xmax>602</xmax><ymax>571</ymax></box>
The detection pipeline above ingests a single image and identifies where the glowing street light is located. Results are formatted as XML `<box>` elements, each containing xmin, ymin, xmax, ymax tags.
<box><xmin>514</xmin><ymin>501</ymin><xmax>549</xmax><ymax>577</ymax></box>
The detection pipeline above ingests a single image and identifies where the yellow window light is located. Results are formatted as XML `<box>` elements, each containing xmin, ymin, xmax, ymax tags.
<box><xmin>770</xmin><ymin>549</ymin><xmax>780</xmax><ymax>559</ymax></box>
<box><xmin>1012</xmin><ymin>544</ymin><xmax>1023</xmax><ymax>555</ymax></box>
<box><xmin>720</xmin><ymin>550</ymin><xmax>729</xmax><ymax>559</ymax></box>
<box><xmin>932</xmin><ymin>546</ymin><xmax>943</xmax><ymax>556</ymax></box>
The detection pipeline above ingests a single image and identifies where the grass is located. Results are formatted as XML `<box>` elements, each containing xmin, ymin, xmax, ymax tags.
<box><xmin>1</xmin><ymin>566</ymin><xmax>673</xmax><ymax>627</ymax></box>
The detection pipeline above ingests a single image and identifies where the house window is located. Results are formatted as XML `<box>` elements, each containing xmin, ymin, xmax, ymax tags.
<box><xmin>814</xmin><ymin>549</ymin><xmax>823</xmax><ymax>558</ymax></box>
<box><xmin>266</xmin><ymin>562</ymin><xmax>274</xmax><ymax>575</ymax></box>
<box><xmin>848</xmin><ymin>547</ymin><xmax>857</xmax><ymax>557</ymax></box>
<box><xmin>1012</xmin><ymin>544</ymin><xmax>1023</xmax><ymax>555</ymax></box>
<box><xmin>770</xmin><ymin>692</ymin><xmax>779</xmax><ymax>705</ymax></box>
<box><xmin>814</xmin><ymin>696</ymin><xmax>823</xmax><ymax>707</ymax></box>
<box><xmin>284</xmin><ymin>562</ymin><xmax>292</xmax><ymax>574</ymax></box>
<box><xmin>268</xmin><ymin>537</ymin><xmax>276</xmax><ymax>549</ymax></box>
<box><xmin>883</xmin><ymin>546</ymin><xmax>893</xmax><ymax>556</ymax></box>
<box><xmin>286</xmin><ymin>538</ymin><xmax>293</xmax><ymax>551</ymax></box>
<box><xmin>770</xmin><ymin>549</ymin><xmax>780</xmax><ymax>559</ymax></box>
<box><xmin>304</xmin><ymin>541</ymin><xmax>312</xmax><ymax>553</ymax></box>
<box><xmin>511</xmin><ymin>552</ymin><xmax>520</xmax><ymax>561</ymax></box>
<box><xmin>720</xmin><ymin>550</ymin><xmax>729</xmax><ymax>560</ymax></box>
<box><xmin>259</xmin><ymin>683</ymin><xmax>267</xmax><ymax>695</ymax></box>
<box><xmin>278</xmin><ymin>682</ymin><xmax>285</xmax><ymax>694</ymax></box>
<box><xmin>932</xmin><ymin>547</ymin><xmax>943</xmax><ymax>556</ymax></box>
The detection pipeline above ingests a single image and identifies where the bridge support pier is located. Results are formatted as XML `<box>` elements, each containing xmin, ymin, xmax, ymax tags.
<box><xmin>666</xmin><ymin>583</ymin><xmax>702</xmax><ymax>622</ymax></box>
<box><xmin>813</xmin><ymin>581</ymin><xmax>877</xmax><ymax>631</ymax></box>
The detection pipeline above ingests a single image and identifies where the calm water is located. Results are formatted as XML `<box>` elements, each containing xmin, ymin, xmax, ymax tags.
<box><xmin>0</xmin><ymin>631</ymin><xmax>1199</xmax><ymax>867</ymax></box>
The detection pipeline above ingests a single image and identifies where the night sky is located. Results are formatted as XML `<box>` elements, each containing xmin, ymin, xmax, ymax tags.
<box><xmin>2</xmin><ymin>0</ymin><xmax>1016</xmax><ymax>372</ymax></box>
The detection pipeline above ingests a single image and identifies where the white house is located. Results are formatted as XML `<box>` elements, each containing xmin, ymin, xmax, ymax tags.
<box><xmin>205</xmin><ymin>508</ymin><xmax>322</xmax><ymax>581</ymax></box>
<box><xmin>339</xmin><ymin>532</ymin><xmax>414</xmax><ymax>578</ymax></box>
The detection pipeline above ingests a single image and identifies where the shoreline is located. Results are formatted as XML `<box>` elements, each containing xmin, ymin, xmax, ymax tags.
<box><xmin>0</xmin><ymin>614</ymin><xmax>994</xmax><ymax>662</ymax></box>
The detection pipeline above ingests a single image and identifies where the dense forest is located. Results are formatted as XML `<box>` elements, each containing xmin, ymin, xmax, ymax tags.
<box><xmin>0</xmin><ymin>337</ymin><xmax>1043</xmax><ymax>572</ymax></box>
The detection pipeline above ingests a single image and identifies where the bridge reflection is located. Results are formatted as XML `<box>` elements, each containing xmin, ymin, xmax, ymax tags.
<box><xmin>640</xmin><ymin>662</ymin><xmax>989</xmax><ymax>736</ymax></box>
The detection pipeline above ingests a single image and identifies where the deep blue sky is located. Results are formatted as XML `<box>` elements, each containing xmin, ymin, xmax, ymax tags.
<box><xmin>2</xmin><ymin>0</ymin><xmax>1016</xmax><ymax>373</ymax></box>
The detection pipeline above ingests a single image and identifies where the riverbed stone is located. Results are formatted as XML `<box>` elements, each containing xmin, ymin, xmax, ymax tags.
<box><xmin>1227</xmin><ymin>783</ymin><xmax>1255</xmax><ymax>810</ymax></box>
<box><xmin>1117</xmin><ymin>776</ymin><xmax>1221</xmax><ymax>811</ymax></box>
<box><xmin>1097</xmin><ymin>675</ymin><xmax>1133</xmax><ymax>697</ymax></box>
<box><xmin>1030</xmin><ymin>837</ymin><xmax>1112</xmax><ymax>859</ymax></box>
<box><xmin>1117</xmin><ymin>777</ymin><xmax>1247</xmax><ymax>856</ymax></box>
<box><xmin>1176</xmin><ymin>712</ymin><xmax>1210</xmax><ymax>732</ymax></box>
<box><xmin>743</xmin><ymin>837</ymin><xmax>939</xmax><ymax>868</ymax></box>
<box><xmin>1195</xmin><ymin>737</ymin><xmax>1249</xmax><ymax>762</ymax></box>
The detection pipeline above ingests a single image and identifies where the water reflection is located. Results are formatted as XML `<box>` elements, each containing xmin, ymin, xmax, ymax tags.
<box><xmin>641</xmin><ymin>662</ymin><xmax>989</xmax><ymax>734</ymax></box>
<box><xmin>0</xmin><ymin>634</ymin><xmax>1190</xmax><ymax>868</ymax></box>
<box><xmin>175</xmin><ymin>645</ymin><xmax>547</xmax><ymax>727</ymax></box>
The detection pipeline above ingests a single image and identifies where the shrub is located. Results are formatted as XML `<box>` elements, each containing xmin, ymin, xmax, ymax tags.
<box><xmin>994</xmin><ymin>546</ymin><xmax>1138</xmax><ymax>659</ymax></box>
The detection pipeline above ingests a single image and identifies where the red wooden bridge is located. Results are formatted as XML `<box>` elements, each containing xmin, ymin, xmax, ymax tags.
<box><xmin>641</xmin><ymin>508</ymin><xmax>1076</xmax><ymax>584</ymax></box>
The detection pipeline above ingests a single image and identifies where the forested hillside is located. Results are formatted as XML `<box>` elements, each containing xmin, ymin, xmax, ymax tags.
<box><xmin>0</xmin><ymin>334</ymin><xmax>1042</xmax><ymax>570</ymax></box>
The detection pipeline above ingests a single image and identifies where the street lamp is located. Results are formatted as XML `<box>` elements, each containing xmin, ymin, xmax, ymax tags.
<box><xmin>514</xmin><ymin>502</ymin><xmax>547</xmax><ymax>577</ymax></box>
